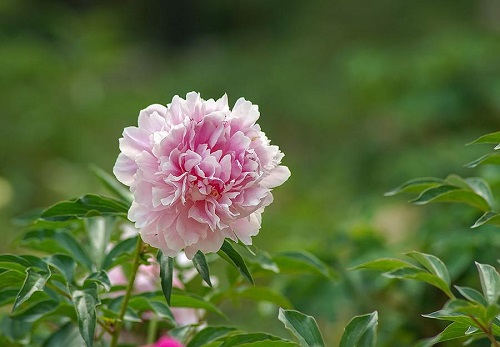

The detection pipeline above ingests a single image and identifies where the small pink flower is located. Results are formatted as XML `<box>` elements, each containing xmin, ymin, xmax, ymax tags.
<box><xmin>144</xmin><ymin>336</ymin><xmax>183</xmax><ymax>347</ymax></box>
<box><xmin>114</xmin><ymin>92</ymin><xmax>290</xmax><ymax>258</ymax></box>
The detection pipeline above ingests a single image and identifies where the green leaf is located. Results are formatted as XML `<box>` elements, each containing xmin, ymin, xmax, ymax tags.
<box><xmin>467</xmin><ymin>131</ymin><xmax>500</xmax><ymax>145</ymax></box>
<box><xmin>414</xmin><ymin>322</ymin><xmax>483</xmax><ymax>347</ymax></box>
<box><xmin>423</xmin><ymin>300</ymin><xmax>487</xmax><ymax>326</ymax></box>
<box><xmin>455</xmin><ymin>286</ymin><xmax>488</xmax><ymax>306</ymax></box>
<box><xmin>11</xmin><ymin>299</ymin><xmax>58</xmax><ymax>322</ymax></box>
<box><xmin>84</xmin><ymin>217</ymin><xmax>116</xmax><ymax>271</ymax></box>
<box><xmin>192</xmin><ymin>251</ymin><xmax>212</xmax><ymax>287</ymax></box>
<box><xmin>0</xmin><ymin>270</ymin><xmax>26</xmax><ymax>291</ymax></box>
<box><xmin>233</xmin><ymin>342</ymin><xmax>298</xmax><ymax>347</ymax></box>
<box><xmin>128</xmin><ymin>296</ymin><xmax>175</xmax><ymax>325</ymax></box>
<box><xmin>251</xmin><ymin>250</ymin><xmax>280</xmax><ymax>273</ymax></box>
<box><xmin>476</xmin><ymin>262</ymin><xmax>500</xmax><ymax>305</ymax></box>
<box><xmin>273</xmin><ymin>251</ymin><xmax>336</xmax><ymax>280</ymax></box>
<box><xmin>0</xmin><ymin>289</ymin><xmax>18</xmax><ymax>306</ymax></box>
<box><xmin>13</xmin><ymin>267</ymin><xmax>51</xmax><ymax>311</ymax></box>
<box><xmin>187</xmin><ymin>327</ymin><xmax>238</xmax><ymax>347</ymax></box>
<box><xmin>45</xmin><ymin>254</ymin><xmax>76</xmax><ymax>283</ymax></box>
<box><xmin>350</xmin><ymin>258</ymin><xmax>417</xmax><ymax>272</ymax></box>
<box><xmin>472</xmin><ymin>212</ymin><xmax>500</xmax><ymax>229</ymax></box>
<box><xmin>157</xmin><ymin>250</ymin><xmax>174</xmax><ymax>305</ymax></box>
<box><xmin>464</xmin><ymin>177</ymin><xmax>495</xmax><ymax>209</ymax></box>
<box><xmin>384</xmin><ymin>267</ymin><xmax>453</xmax><ymax>298</ymax></box>
<box><xmin>278</xmin><ymin>308</ymin><xmax>325</xmax><ymax>347</ymax></box>
<box><xmin>218</xmin><ymin>241</ymin><xmax>254</xmax><ymax>284</ymax></box>
<box><xmin>85</xmin><ymin>271</ymin><xmax>111</xmax><ymax>292</ymax></box>
<box><xmin>170</xmin><ymin>292</ymin><xmax>225</xmax><ymax>317</ymax></box>
<box><xmin>0</xmin><ymin>316</ymin><xmax>32</xmax><ymax>344</ymax></box>
<box><xmin>0</xmin><ymin>254</ymin><xmax>32</xmax><ymax>273</ymax></box>
<box><xmin>102</xmin><ymin>236</ymin><xmax>138</xmax><ymax>270</ymax></box>
<box><xmin>40</xmin><ymin>194</ymin><xmax>128</xmax><ymax>221</ymax></box>
<box><xmin>71</xmin><ymin>283</ymin><xmax>100</xmax><ymax>347</ymax></box>
<box><xmin>218</xmin><ymin>332</ymin><xmax>295</xmax><ymax>347</ymax></box>
<box><xmin>21</xmin><ymin>229</ymin><xmax>93</xmax><ymax>270</ymax></box>
<box><xmin>339</xmin><ymin>311</ymin><xmax>378</xmax><ymax>347</ymax></box>
<box><xmin>405</xmin><ymin>252</ymin><xmax>451</xmax><ymax>286</ymax></box>
<box><xmin>233</xmin><ymin>286</ymin><xmax>293</xmax><ymax>309</ymax></box>
<box><xmin>384</xmin><ymin>177</ymin><xmax>444</xmax><ymax>196</ymax></box>
<box><xmin>465</xmin><ymin>153</ymin><xmax>500</xmax><ymax>168</ymax></box>
<box><xmin>90</xmin><ymin>165</ymin><xmax>133</xmax><ymax>205</ymax></box>
<box><xmin>411</xmin><ymin>185</ymin><xmax>490</xmax><ymax>211</ymax></box>
<box><xmin>43</xmin><ymin>323</ymin><xmax>86</xmax><ymax>347</ymax></box>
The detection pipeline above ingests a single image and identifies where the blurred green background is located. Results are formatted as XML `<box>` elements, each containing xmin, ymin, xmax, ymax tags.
<box><xmin>2</xmin><ymin>0</ymin><xmax>500</xmax><ymax>345</ymax></box>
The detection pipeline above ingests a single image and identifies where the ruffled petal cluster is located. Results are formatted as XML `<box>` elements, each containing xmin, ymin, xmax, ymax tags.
<box><xmin>114</xmin><ymin>92</ymin><xmax>290</xmax><ymax>258</ymax></box>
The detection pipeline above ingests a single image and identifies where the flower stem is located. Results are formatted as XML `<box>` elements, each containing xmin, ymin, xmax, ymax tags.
<box><xmin>110</xmin><ymin>236</ymin><xmax>144</xmax><ymax>347</ymax></box>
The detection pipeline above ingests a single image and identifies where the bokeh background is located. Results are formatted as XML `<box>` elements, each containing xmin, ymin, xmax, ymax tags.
<box><xmin>2</xmin><ymin>1</ymin><xmax>500</xmax><ymax>345</ymax></box>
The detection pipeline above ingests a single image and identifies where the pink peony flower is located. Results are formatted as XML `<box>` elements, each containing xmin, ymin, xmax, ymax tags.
<box><xmin>143</xmin><ymin>336</ymin><xmax>183</xmax><ymax>347</ymax></box>
<box><xmin>114</xmin><ymin>92</ymin><xmax>290</xmax><ymax>258</ymax></box>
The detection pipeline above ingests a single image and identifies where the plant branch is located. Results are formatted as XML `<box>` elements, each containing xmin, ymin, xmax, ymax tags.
<box><xmin>110</xmin><ymin>236</ymin><xmax>144</xmax><ymax>347</ymax></box>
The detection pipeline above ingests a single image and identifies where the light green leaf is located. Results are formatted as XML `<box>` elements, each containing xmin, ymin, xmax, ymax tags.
<box><xmin>157</xmin><ymin>250</ymin><xmax>174</xmax><ymax>305</ymax></box>
<box><xmin>218</xmin><ymin>241</ymin><xmax>254</xmax><ymax>284</ymax></box>
<box><xmin>71</xmin><ymin>283</ymin><xmax>100</xmax><ymax>347</ymax></box>
<box><xmin>13</xmin><ymin>267</ymin><xmax>51</xmax><ymax>311</ymax></box>
<box><xmin>84</xmin><ymin>217</ymin><xmax>116</xmax><ymax>271</ymax></box>
<box><xmin>21</xmin><ymin>229</ymin><xmax>93</xmax><ymax>270</ymax></box>
<box><xmin>339</xmin><ymin>311</ymin><xmax>378</xmax><ymax>347</ymax></box>
<box><xmin>102</xmin><ymin>236</ymin><xmax>138</xmax><ymax>270</ymax></box>
<box><xmin>467</xmin><ymin>131</ymin><xmax>500</xmax><ymax>146</ymax></box>
<box><xmin>40</xmin><ymin>194</ymin><xmax>128</xmax><ymax>221</ymax></box>
<box><xmin>43</xmin><ymin>323</ymin><xmax>86</xmax><ymax>347</ymax></box>
<box><xmin>472</xmin><ymin>212</ymin><xmax>500</xmax><ymax>229</ymax></box>
<box><xmin>423</xmin><ymin>300</ymin><xmax>487</xmax><ymax>326</ymax></box>
<box><xmin>411</xmin><ymin>186</ymin><xmax>490</xmax><ymax>211</ymax></box>
<box><xmin>465</xmin><ymin>153</ymin><xmax>500</xmax><ymax>168</ymax></box>
<box><xmin>233</xmin><ymin>286</ymin><xmax>293</xmax><ymax>309</ymax></box>
<box><xmin>406</xmin><ymin>252</ymin><xmax>451</xmax><ymax>286</ymax></box>
<box><xmin>455</xmin><ymin>286</ymin><xmax>488</xmax><ymax>306</ymax></box>
<box><xmin>273</xmin><ymin>251</ymin><xmax>336</xmax><ymax>280</ymax></box>
<box><xmin>384</xmin><ymin>267</ymin><xmax>453</xmax><ymax>298</ymax></box>
<box><xmin>414</xmin><ymin>322</ymin><xmax>483</xmax><ymax>347</ymax></box>
<box><xmin>90</xmin><ymin>165</ymin><xmax>133</xmax><ymax>205</ymax></box>
<box><xmin>192</xmin><ymin>251</ymin><xmax>212</xmax><ymax>287</ymax></box>
<box><xmin>476</xmin><ymin>262</ymin><xmax>500</xmax><ymax>305</ymax></box>
<box><xmin>0</xmin><ymin>270</ymin><xmax>26</xmax><ymax>291</ymax></box>
<box><xmin>278</xmin><ymin>308</ymin><xmax>325</xmax><ymax>347</ymax></box>
<box><xmin>350</xmin><ymin>258</ymin><xmax>417</xmax><ymax>272</ymax></box>
<box><xmin>187</xmin><ymin>327</ymin><xmax>237</xmax><ymax>347</ymax></box>
<box><xmin>384</xmin><ymin>177</ymin><xmax>444</xmax><ymax>196</ymax></box>
<box><xmin>465</xmin><ymin>177</ymin><xmax>495</xmax><ymax>209</ymax></box>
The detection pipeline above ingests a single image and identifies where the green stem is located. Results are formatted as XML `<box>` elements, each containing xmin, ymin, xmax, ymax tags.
<box><xmin>110</xmin><ymin>236</ymin><xmax>144</xmax><ymax>347</ymax></box>
<box><xmin>146</xmin><ymin>317</ymin><xmax>159</xmax><ymax>344</ymax></box>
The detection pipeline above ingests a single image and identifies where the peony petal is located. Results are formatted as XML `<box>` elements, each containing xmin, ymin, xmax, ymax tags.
<box><xmin>113</xmin><ymin>153</ymin><xmax>137</xmax><ymax>185</ymax></box>
<box><xmin>259</xmin><ymin>165</ymin><xmax>291</xmax><ymax>188</ymax></box>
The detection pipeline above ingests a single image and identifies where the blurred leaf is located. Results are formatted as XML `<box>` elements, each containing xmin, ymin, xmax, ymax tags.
<box><xmin>233</xmin><ymin>342</ymin><xmax>298</xmax><ymax>347</ymax></box>
<box><xmin>192</xmin><ymin>251</ymin><xmax>212</xmax><ymax>287</ymax></box>
<box><xmin>406</xmin><ymin>251</ymin><xmax>451</xmax><ymax>286</ymax></box>
<box><xmin>11</xmin><ymin>299</ymin><xmax>58</xmax><ymax>323</ymax></box>
<box><xmin>464</xmin><ymin>177</ymin><xmax>495</xmax><ymax>209</ymax></box>
<box><xmin>85</xmin><ymin>271</ymin><xmax>111</xmax><ymax>292</ymax></box>
<box><xmin>128</xmin><ymin>296</ymin><xmax>175</xmax><ymax>325</ymax></box>
<box><xmin>187</xmin><ymin>327</ymin><xmax>237</xmax><ymax>347</ymax></box>
<box><xmin>90</xmin><ymin>165</ymin><xmax>133</xmax><ymax>205</ymax></box>
<box><xmin>414</xmin><ymin>322</ymin><xmax>483</xmax><ymax>347</ymax></box>
<box><xmin>476</xmin><ymin>262</ymin><xmax>500</xmax><ymax>305</ymax></box>
<box><xmin>411</xmin><ymin>185</ymin><xmax>490</xmax><ymax>211</ymax></box>
<box><xmin>45</xmin><ymin>254</ymin><xmax>76</xmax><ymax>284</ymax></box>
<box><xmin>71</xmin><ymin>283</ymin><xmax>100</xmax><ymax>347</ymax></box>
<box><xmin>102</xmin><ymin>236</ymin><xmax>138</xmax><ymax>270</ymax></box>
<box><xmin>13</xmin><ymin>267</ymin><xmax>51</xmax><ymax>311</ymax></box>
<box><xmin>351</xmin><ymin>258</ymin><xmax>417</xmax><ymax>272</ymax></box>
<box><xmin>273</xmin><ymin>251</ymin><xmax>336</xmax><ymax>280</ymax></box>
<box><xmin>278</xmin><ymin>308</ymin><xmax>325</xmax><ymax>347</ymax></box>
<box><xmin>472</xmin><ymin>212</ymin><xmax>500</xmax><ymax>229</ymax></box>
<box><xmin>339</xmin><ymin>311</ymin><xmax>378</xmax><ymax>347</ymax></box>
<box><xmin>21</xmin><ymin>229</ymin><xmax>93</xmax><ymax>270</ymax></box>
<box><xmin>467</xmin><ymin>131</ymin><xmax>500</xmax><ymax>145</ymax></box>
<box><xmin>0</xmin><ymin>316</ymin><xmax>32</xmax><ymax>345</ymax></box>
<box><xmin>0</xmin><ymin>270</ymin><xmax>26</xmax><ymax>291</ymax></box>
<box><xmin>251</xmin><ymin>250</ymin><xmax>280</xmax><ymax>273</ymax></box>
<box><xmin>43</xmin><ymin>323</ymin><xmax>86</xmax><ymax>347</ymax></box>
<box><xmin>170</xmin><ymin>292</ymin><xmax>225</xmax><ymax>317</ymax></box>
<box><xmin>84</xmin><ymin>217</ymin><xmax>116</xmax><ymax>271</ymax></box>
<box><xmin>233</xmin><ymin>286</ymin><xmax>293</xmax><ymax>309</ymax></box>
<box><xmin>0</xmin><ymin>289</ymin><xmax>18</xmax><ymax>306</ymax></box>
<box><xmin>465</xmin><ymin>153</ymin><xmax>500</xmax><ymax>168</ymax></box>
<box><xmin>218</xmin><ymin>241</ymin><xmax>254</xmax><ymax>284</ymax></box>
<box><xmin>385</xmin><ymin>267</ymin><xmax>453</xmax><ymax>298</ymax></box>
<box><xmin>0</xmin><ymin>254</ymin><xmax>31</xmax><ymax>273</ymax></box>
<box><xmin>40</xmin><ymin>194</ymin><xmax>128</xmax><ymax>221</ymax></box>
<box><xmin>218</xmin><ymin>332</ymin><xmax>296</xmax><ymax>347</ymax></box>
<box><xmin>157</xmin><ymin>250</ymin><xmax>174</xmax><ymax>305</ymax></box>
<box><xmin>455</xmin><ymin>286</ymin><xmax>488</xmax><ymax>306</ymax></box>
<box><xmin>423</xmin><ymin>300</ymin><xmax>487</xmax><ymax>326</ymax></box>
<box><xmin>384</xmin><ymin>177</ymin><xmax>444</xmax><ymax>196</ymax></box>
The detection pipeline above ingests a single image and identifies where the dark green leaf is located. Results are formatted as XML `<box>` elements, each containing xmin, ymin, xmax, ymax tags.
<box><xmin>467</xmin><ymin>131</ymin><xmax>500</xmax><ymax>145</ymax></box>
<box><xmin>85</xmin><ymin>271</ymin><xmax>111</xmax><ymax>292</ymax></box>
<box><xmin>278</xmin><ymin>308</ymin><xmax>325</xmax><ymax>347</ymax></box>
<box><xmin>192</xmin><ymin>251</ymin><xmax>212</xmax><ymax>287</ymax></box>
<box><xmin>218</xmin><ymin>241</ymin><xmax>254</xmax><ymax>284</ymax></box>
<box><xmin>43</xmin><ymin>322</ymin><xmax>86</xmax><ymax>347</ymax></box>
<box><xmin>21</xmin><ymin>229</ymin><xmax>93</xmax><ymax>270</ymax></box>
<box><xmin>234</xmin><ymin>342</ymin><xmax>298</xmax><ymax>347</ymax></box>
<box><xmin>71</xmin><ymin>282</ymin><xmax>100</xmax><ymax>347</ymax></box>
<box><xmin>45</xmin><ymin>254</ymin><xmax>76</xmax><ymax>283</ymax></box>
<box><xmin>476</xmin><ymin>262</ymin><xmax>500</xmax><ymax>305</ymax></box>
<box><xmin>128</xmin><ymin>296</ymin><xmax>175</xmax><ymax>325</ymax></box>
<box><xmin>102</xmin><ymin>236</ymin><xmax>138</xmax><ymax>270</ymax></box>
<box><xmin>157</xmin><ymin>250</ymin><xmax>174</xmax><ymax>305</ymax></box>
<box><xmin>0</xmin><ymin>316</ymin><xmax>32</xmax><ymax>344</ymax></box>
<box><xmin>339</xmin><ymin>311</ymin><xmax>378</xmax><ymax>347</ymax></box>
<box><xmin>84</xmin><ymin>217</ymin><xmax>116</xmax><ymax>271</ymax></box>
<box><xmin>0</xmin><ymin>270</ymin><xmax>26</xmax><ymax>291</ymax></box>
<box><xmin>187</xmin><ymin>327</ymin><xmax>238</xmax><ymax>347</ymax></box>
<box><xmin>170</xmin><ymin>292</ymin><xmax>225</xmax><ymax>317</ymax></box>
<box><xmin>411</xmin><ymin>185</ymin><xmax>490</xmax><ymax>211</ymax></box>
<box><xmin>11</xmin><ymin>299</ymin><xmax>58</xmax><ymax>322</ymax></box>
<box><xmin>40</xmin><ymin>194</ymin><xmax>128</xmax><ymax>221</ymax></box>
<box><xmin>218</xmin><ymin>332</ymin><xmax>294</xmax><ymax>347</ymax></box>
<box><xmin>90</xmin><ymin>165</ymin><xmax>133</xmax><ymax>205</ymax></box>
<box><xmin>423</xmin><ymin>300</ymin><xmax>487</xmax><ymax>326</ymax></box>
<box><xmin>455</xmin><ymin>286</ymin><xmax>488</xmax><ymax>306</ymax></box>
<box><xmin>13</xmin><ymin>267</ymin><xmax>51</xmax><ymax>311</ymax></box>
<box><xmin>0</xmin><ymin>254</ymin><xmax>32</xmax><ymax>273</ymax></box>
<box><xmin>0</xmin><ymin>289</ymin><xmax>18</xmax><ymax>306</ymax></box>
<box><xmin>273</xmin><ymin>251</ymin><xmax>335</xmax><ymax>280</ymax></box>
<box><xmin>384</xmin><ymin>177</ymin><xmax>444</xmax><ymax>196</ymax></box>
<box><xmin>414</xmin><ymin>322</ymin><xmax>483</xmax><ymax>347</ymax></box>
